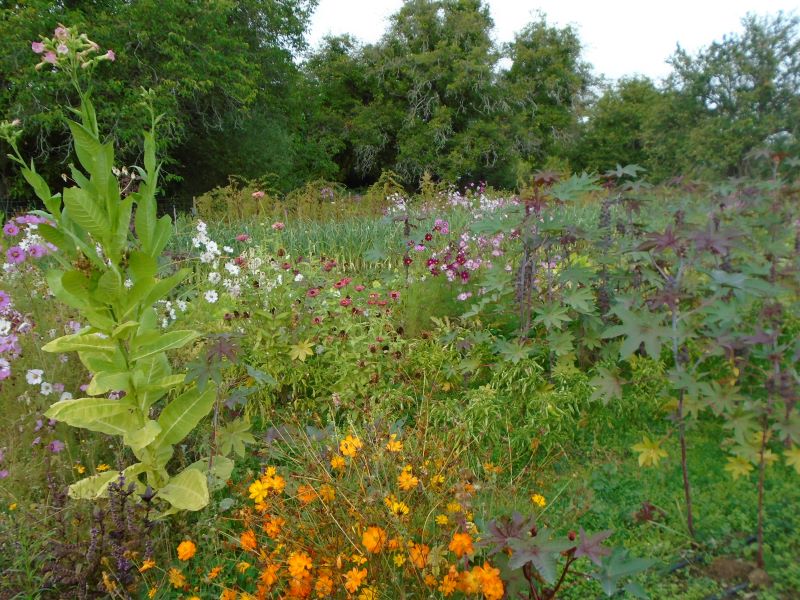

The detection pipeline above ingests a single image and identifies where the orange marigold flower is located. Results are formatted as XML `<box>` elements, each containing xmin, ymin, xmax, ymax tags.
<box><xmin>168</xmin><ymin>567</ymin><xmax>186</xmax><ymax>589</ymax></box>
<box><xmin>439</xmin><ymin>567</ymin><xmax>459</xmax><ymax>596</ymax></box>
<box><xmin>176</xmin><ymin>540</ymin><xmax>196</xmax><ymax>561</ymax></box>
<box><xmin>449</xmin><ymin>532</ymin><xmax>474</xmax><ymax>558</ymax></box>
<box><xmin>362</xmin><ymin>526</ymin><xmax>388</xmax><ymax>554</ymax></box>
<box><xmin>339</xmin><ymin>435</ymin><xmax>363</xmax><ymax>457</ymax></box>
<box><xmin>207</xmin><ymin>565</ymin><xmax>223</xmax><ymax>580</ymax></box>
<box><xmin>458</xmin><ymin>569</ymin><xmax>481</xmax><ymax>594</ymax></box>
<box><xmin>386</xmin><ymin>434</ymin><xmax>403</xmax><ymax>452</ymax></box>
<box><xmin>263</xmin><ymin>514</ymin><xmax>285</xmax><ymax>539</ymax></box>
<box><xmin>344</xmin><ymin>567</ymin><xmax>367</xmax><ymax>593</ymax></box>
<box><xmin>409</xmin><ymin>542</ymin><xmax>430</xmax><ymax>569</ymax></box>
<box><xmin>315</xmin><ymin>574</ymin><xmax>334</xmax><ymax>597</ymax></box>
<box><xmin>139</xmin><ymin>559</ymin><xmax>156</xmax><ymax>573</ymax></box>
<box><xmin>287</xmin><ymin>575</ymin><xmax>313</xmax><ymax>598</ymax></box>
<box><xmin>474</xmin><ymin>562</ymin><xmax>504</xmax><ymax>600</ymax></box>
<box><xmin>319</xmin><ymin>484</ymin><xmax>336</xmax><ymax>502</ymax></box>
<box><xmin>387</xmin><ymin>537</ymin><xmax>402</xmax><ymax>551</ymax></box>
<box><xmin>424</xmin><ymin>573</ymin><xmax>438</xmax><ymax>587</ymax></box>
<box><xmin>260</xmin><ymin>563</ymin><xmax>279</xmax><ymax>587</ymax></box>
<box><xmin>240</xmin><ymin>529</ymin><xmax>257</xmax><ymax>552</ymax></box>
<box><xmin>220</xmin><ymin>589</ymin><xmax>237</xmax><ymax>600</ymax></box>
<box><xmin>297</xmin><ymin>484</ymin><xmax>317</xmax><ymax>505</ymax></box>
<box><xmin>330</xmin><ymin>455</ymin><xmax>346</xmax><ymax>471</ymax></box>
<box><xmin>288</xmin><ymin>551</ymin><xmax>313</xmax><ymax>579</ymax></box>
<box><xmin>397</xmin><ymin>465</ymin><xmax>419</xmax><ymax>491</ymax></box>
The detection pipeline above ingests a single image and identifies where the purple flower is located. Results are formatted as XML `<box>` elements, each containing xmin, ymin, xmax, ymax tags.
<box><xmin>31</xmin><ymin>436</ymin><xmax>41</xmax><ymax>446</ymax></box>
<box><xmin>26</xmin><ymin>245</ymin><xmax>46</xmax><ymax>259</ymax></box>
<box><xmin>3</xmin><ymin>222</ymin><xmax>19</xmax><ymax>236</ymax></box>
<box><xmin>0</xmin><ymin>358</ymin><xmax>10</xmax><ymax>380</ymax></box>
<box><xmin>34</xmin><ymin>419</ymin><xmax>44</xmax><ymax>432</ymax></box>
<box><xmin>0</xmin><ymin>335</ymin><xmax>19</xmax><ymax>355</ymax></box>
<box><xmin>5</xmin><ymin>246</ymin><xmax>25</xmax><ymax>264</ymax></box>
<box><xmin>48</xmin><ymin>440</ymin><xmax>65</xmax><ymax>454</ymax></box>
<box><xmin>105</xmin><ymin>50</ymin><xmax>115</xmax><ymax>62</ymax></box>
<box><xmin>31</xmin><ymin>41</ymin><xmax>45</xmax><ymax>54</ymax></box>
<box><xmin>43</xmin><ymin>52</ymin><xmax>57</xmax><ymax>65</ymax></box>
<box><xmin>0</xmin><ymin>470</ymin><xmax>8</xmax><ymax>479</ymax></box>
<box><xmin>0</xmin><ymin>291</ymin><xmax>10</xmax><ymax>312</ymax></box>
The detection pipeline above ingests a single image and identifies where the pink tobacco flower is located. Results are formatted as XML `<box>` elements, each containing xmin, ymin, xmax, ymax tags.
<box><xmin>31</xmin><ymin>41</ymin><xmax>45</xmax><ymax>54</ymax></box>
<box><xmin>105</xmin><ymin>50</ymin><xmax>115</xmax><ymax>62</ymax></box>
<box><xmin>251</xmin><ymin>191</ymin><xmax>265</xmax><ymax>199</ymax></box>
<box><xmin>43</xmin><ymin>52</ymin><xmax>58</xmax><ymax>65</ymax></box>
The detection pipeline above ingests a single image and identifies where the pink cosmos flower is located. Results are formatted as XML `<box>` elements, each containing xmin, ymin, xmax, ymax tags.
<box><xmin>236</xmin><ymin>234</ymin><xmax>250</xmax><ymax>242</ymax></box>
<box><xmin>48</xmin><ymin>440</ymin><xmax>65</xmax><ymax>454</ymax></box>
<box><xmin>31</xmin><ymin>41</ymin><xmax>45</xmax><ymax>54</ymax></box>
<box><xmin>0</xmin><ymin>358</ymin><xmax>10</xmax><ymax>380</ymax></box>
<box><xmin>6</xmin><ymin>246</ymin><xmax>25</xmax><ymax>264</ymax></box>
<box><xmin>3</xmin><ymin>222</ymin><xmax>19</xmax><ymax>236</ymax></box>
<box><xmin>0</xmin><ymin>291</ymin><xmax>10</xmax><ymax>312</ymax></box>
<box><xmin>389</xmin><ymin>291</ymin><xmax>400</xmax><ymax>300</ymax></box>
<box><xmin>27</xmin><ymin>245</ymin><xmax>47</xmax><ymax>259</ymax></box>
<box><xmin>271</xmin><ymin>222</ymin><xmax>285</xmax><ymax>231</ymax></box>
<box><xmin>307</xmin><ymin>288</ymin><xmax>320</xmax><ymax>298</ymax></box>
<box><xmin>340</xmin><ymin>297</ymin><xmax>352</xmax><ymax>307</ymax></box>
<box><xmin>354</xmin><ymin>284</ymin><xmax>365</xmax><ymax>292</ymax></box>
<box><xmin>252</xmin><ymin>191</ymin><xmax>265</xmax><ymax>199</ymax></box>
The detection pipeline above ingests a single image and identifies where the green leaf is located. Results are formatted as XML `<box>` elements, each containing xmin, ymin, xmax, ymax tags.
<box><xmin>45</xmin><ymin>397</ymin><xmax>137</xmax><ymax>431</ymax></box>
<box><xmin>130</xmin><ymin>330</ymin><xmax>199</xmax><ymax>361</ymax></box>
<box><xmin>123</xmin><ymin>420</ymin><xmax>162</xmax><ymax>451</ymax></box>
<box><xmin>156</xmin><ymin>386</ymin><xmax>215</xmax><ymax>446</ymax></box>
<box><xmin>42</xmin><ymin>332</ymin><xmax>116</xmax><ymax>354</ymax></box>
<box><xmin>67</xmin><ymin>470</ymin><xmax>120</xmax><ymax>500</ymax></box>
<box><xmin>534</xmin><ymin>303</ymin><xmax>571</xmax><ymax>330</ymax></box>
<box><xmin>187</xmin><ymin>455</ymin><xmax>235</xmax><ymax>492</ymax></box>
<box><xmin>62</xmin><ymin>186</ymin><xmax>109</xmax><ymax>242</ymax></box>
<box><xmin>157</xmin><ymin>467</ymin><xmax>209</xmax><ymax>511</ymax></box>
<box><xmin>563</xmin><ymin>287</ymin><xmax>596</xmax><ymax>314</ymax></box>
<box><xmin>217</xmin><ymin>418</ymin><xmax>256</xmax><ymax>457</ymax></box>
<box><xmin>590</xmin><ymin>367</ymin><xmax>625</xmax><ymax>405</ymax></box>
<box><xmin>86</xmin><ymin>371</ymin><xmax>132</xmax><ymax>395</ymax></box>
<box><xmin>602</xmin><ymin>307</ymin><xmax>669</xmax><ymax>358</ymax></box>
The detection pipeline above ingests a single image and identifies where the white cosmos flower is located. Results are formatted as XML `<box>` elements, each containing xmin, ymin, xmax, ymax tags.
<box><xmin>40</xmin><ymin>382</ymin><xmax>53</xmax><ymax>396</ymax></box>
<box><xmin>208</xmin><ymin>272</ymin><xmax>221</xmax><ymax>284</ymax></box>
<box><xmin>294</xmin><ymin>273</ymin><xmax>304</xmax><ymax>282</ymax></box>
<box><xmin>26</xmin><ymin>369</ymin><xmax>44</xmax><ymax>385</ymax></box>
<box><xmin>224</xmin><ymin>262</ymin><xmax>240</xmax><ymax>276</ymax></box>
<box><xmin>204</xmin><ymin>290</ymin><xmax>218</xmax><ymax>303</ymax></box>
<box><xmin>59</xmin><ymin>391</ymin><xmax>73</xmax><ymax>401</ymax></box>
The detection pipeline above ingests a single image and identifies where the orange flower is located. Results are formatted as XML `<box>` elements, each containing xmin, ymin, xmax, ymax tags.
<box><xmin>297</xmin><ymin>484</ymin><xmax>317</xmax><ymax>505</ymax></box>
<box><xmin>330</xmin><ymin>455</ymin><xmax>346</xmax><ymax>471</ymax></box>
<box><xmin>220</xmin><ymin>590</ymin><xmax>237</xmax><ymax>600</ymax></box>
<box><xmin>339</xmin><ymin>435</ymin><xmax>363</xmax><ymax>457</ymax></box>
<box><xmin>474</xmin><ymin>562</ymin><xmax>504</xmax><ymax>600</ymax></box>
<box><xmin>240</xmin><ymin>529</ymin><xmax>257</xmax><ymax>552</ymax></box>
<box><xmin>260</xmin><ymin>563</ymin><xmax>279</xmax><ymax>587</ymax></box>
<box><xmin>409</xmin><ymin>542</ymin><xmax>430</xmax><ymax>569</ymax></box>
<box><xmin>344</xmin><ymin>567</ymin><xmax>367</xmax><ymax>593</ymax></box>
<box><xmin>263</xmin><ymin>514</ymin><xmax>285</xmax><ymax>539</ymax></box>
<box><xmin>362</xmin><ymin>526</ymin><xmax>387</xmax><ymax>554</ymax></box>
<box><xmin>207</xmin><ymin>566</ymin><xmax>223</xmax><ymax>580</ymax></box>
<box><xmin>386</xmin><ymin>433</ymin><xmax>403</xmax><ymax>452</ymax></box>
<box><xmin>287</xmin><ymin>575</ymin><xmax>312</xmax><ymax>598</ymax></box>
<box><xmin>458</xmin><ymin>568</ymin><xmax>481</xmax><ymax>594</ymax></box>
<box><xmin>288</xmin><ymin>551</ymin><xmax>313</xmax><ymax>579</ymax></box>
<box><xmin>449</xmin><ymin>532</ymin><xmax>474</xmax><ymax>558</ymax></box>
<box><xmin>439</xmin><ymin>567</ymin><xmax>459</xmax><ymax>596</ymax></box>
<box><xmin>319</xmin><ymin>484</ymin><xmax>336</xmax><ymax>502</ymax></box>
<box><xmin>176</xmin><ymin>540</ymin><xmax>196</xmax><ymax>561</ymax></box>
<box><xmin>397</xmin><ymin>465</ymin><xmax>419</xmax><ymax>491</ymax></box>
<box><xmin>168</xmin><ymin>567</ymin><xmax>186</xmax><ymax>589</ymax></box>
<box><xmin>315</xmin><ymin>574</ymin><xmax>334</xmax><ymax>597</ymax></box>
<box><xmin>139</xmin><ymin>559</ymin><xmax>156</xmax><ymax>573</ymax></box>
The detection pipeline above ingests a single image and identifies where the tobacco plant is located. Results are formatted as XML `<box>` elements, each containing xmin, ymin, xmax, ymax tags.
<box><xmin>0</xmin><ymin>26</ymin><xmax>230</xmax><ymax>516</ymax></box>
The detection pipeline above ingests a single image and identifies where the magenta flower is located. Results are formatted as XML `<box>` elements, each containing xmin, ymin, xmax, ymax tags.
<box><xmin>271</xmin><ymin>222</ymin><xmax>285</xmax><ymax>231</ymax></box>
<box><xmin>389</xmin><ymin>290</ymin><xmax>400</xmax><ymax>300</ymax></box>
<box><xmin>340</xmin><ymin>297</ymin><xmax>352</xmax><ymax>307</ymax></box>
<box><xmin>43</xmin><ymin>52</ymin><xmax>57</xmax><ymax>65</ymax></box>
<box><xmin>48</xmin><ymin>440</ymin><xmax>65</xmax><ymax>454</ymax></box>
<box><xmin>5</xmin><ymin>246</ymin><xmax>25</xmax><ymax>264</ymax></box>
<box><xmin>3</xmin><ymin>222</ymin><xmax>19</xmax><ymax>236</ymax></box>
<box><xmin>0</xmin><ymin>470</ymin><xmax>8</xmax><ymax>479</ymax></box>
<box><xmin>0</xmin><ymin>291</ymin><xmax>10</xmax><ymax>312</ymax></box>
<box><xmin>236</xmin><ymin>233</ymin><xmax>250</xmax><ymax>242</ymax></box>
<box><xmin>355</xmin><ymin>284</ymin><xmax>365</xmax><ymax>292</ymax></box>
<box><xmin>31</xmin><ymin>41</ymin><xmax>45</xmax><ymax>54</ymax></box>
<box><xmin>26</xmin><ymin>245</ymin><xmax>47</xmax><ymax>259</ymax></box>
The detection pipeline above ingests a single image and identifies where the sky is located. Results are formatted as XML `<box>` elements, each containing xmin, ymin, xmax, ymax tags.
<box><xmin>308</xmin><ymin>0</ymin><xmax>800</xmax><ymax>82</ymax></box>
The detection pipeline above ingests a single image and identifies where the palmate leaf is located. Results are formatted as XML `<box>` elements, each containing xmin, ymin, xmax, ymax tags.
<box><xmin>593</xmin><ymin>548</ymin><xmax>654</xmax><ymax>597</ymax></box>
<box><xmin>507</xmin><ymin>528</ymin><xmax>573</xmax><ymax>583</ymax></box>
<box><xmin>289</xmin><ymin>339</ymin><xmax>315</xmax><ymax>362</ymax></box>
<box><xmin>534</xmin><ymin>302</ymin><xmax>571</xmax><ymax>330</ymax></box>
<box><xmin>562</xmin><ymin>287</ymin><xmax>596</xmax><ymax>314</ymax></box>
<box><xmin>493</xmin><ymin>339</ymin><xmax>532</xmax><ymax>365</ymax></box>
<box><xmin>574</xmin><ymin>528</ymin><xmax>612</xmax><ymax>565</ymax></box>
<box><xmin>217</xmin><ymin>418</ymin><xmax>256</xmax><ymax>457</ymax></box>
<box><xmin>590</xmin><ymin>366</ymin><xmax>624</xmax><ymax>405</ymax></box>
<box><xmin>601</xmin><ymin>306</ymin><xmax>669</xmax><ymax>358</ymax></box>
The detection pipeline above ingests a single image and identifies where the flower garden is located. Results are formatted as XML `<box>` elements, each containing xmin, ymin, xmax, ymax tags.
<box><xmin>0</xmin><ymin>24</ymin><xmax>799</xmax><ymax>600</ymax></box>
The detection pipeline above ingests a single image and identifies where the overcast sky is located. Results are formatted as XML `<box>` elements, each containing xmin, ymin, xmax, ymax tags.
<box><xmin>308</xmin><ymin>0</ymin><xmax>800</xmax><ymax>82</ymax></box>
